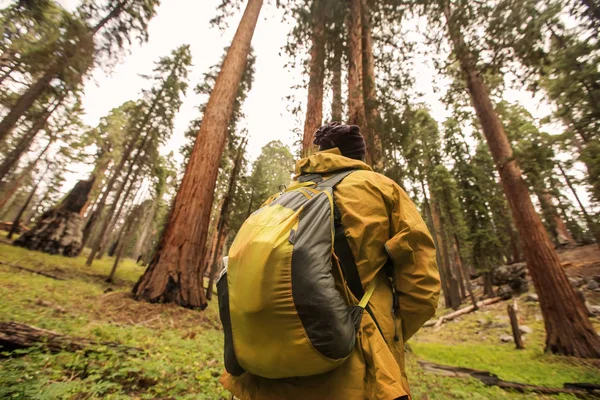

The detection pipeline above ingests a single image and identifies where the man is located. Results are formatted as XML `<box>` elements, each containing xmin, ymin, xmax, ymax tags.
<box><xmin>221</xmin><ymin>122</ymin><xmax>440</xmax><ymax>399</ymax></box>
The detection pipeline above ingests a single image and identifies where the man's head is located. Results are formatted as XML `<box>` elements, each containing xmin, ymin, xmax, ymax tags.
<box><xmin>313</xmin><ymin>122</ymin><xmax>366</xmax><ymax>162</ymax></box>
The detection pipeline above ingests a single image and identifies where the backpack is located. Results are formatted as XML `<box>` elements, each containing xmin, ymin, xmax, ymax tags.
<box><xmin>217</xmin><ymin>170</ymin><xmax>378</xmax><ymax>379</ymax></box>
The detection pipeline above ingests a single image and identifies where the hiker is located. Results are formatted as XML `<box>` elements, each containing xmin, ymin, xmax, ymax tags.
<box><xmin>219</xmin><ymin>122</ymin><xmax>440</xmax><ymax>400</ymax></box>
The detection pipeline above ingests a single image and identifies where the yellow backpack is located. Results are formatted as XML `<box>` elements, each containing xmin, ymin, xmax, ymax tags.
<box><xmin>217</xmin><ymin>170</ymin><xmax>377</xmax><ymax>379</ymax></box>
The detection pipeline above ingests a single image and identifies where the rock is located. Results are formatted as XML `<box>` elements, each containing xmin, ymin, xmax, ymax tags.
<box><xmin>535</xmin><ymin>314</ymin><xmax>543</xmax><ymax>321</ymax></box>
<box><xmin>587</xmin><ymin>280</ymin><xmax>599</xmax><ymax>290</ymax></box>
<box><xmin>593</xmin><ymin>275</ymin><xmax>600</xmax><ymax>283</ymax></box>
<box><xmin>509</xmin><ymin>277</ymin><xmax>529</xmax><ymax>295</ymax></box>
<box><xmin>524</xmin><ymin>293</ymin><xmax>539</xmax><ymax>302</ymax></box>
<box><xmin>490</xmin><ymin>322</ymin><xmax>509</xmax><ymax>328</ymax></box>
<box><xmin>500</xmin><ymin>335</ymin><xmax>514</xmax><ymax>343</ymax></box>
<box><xmin>568</xmin><ymin>277</ymin><xmax>586</xmax><ymax>288</ymax></box>
<box><xmin>491</xmin><ymin>263</ymin><xmax>527</xmax><ymax>286</ymax></box>
<box><xmin>497</xmin><ymin>284</ymin><xmax>513</xmax><ymax>299</ymax></box>
<box><xmin>588</xmin><ymin>305</ymin><xmax>600</xmax><ymax>315</ymax></box>
<box><xmin>519</xmin><ymin>325</ymin><xmax>533</xmax><ymax>334</ymax></box>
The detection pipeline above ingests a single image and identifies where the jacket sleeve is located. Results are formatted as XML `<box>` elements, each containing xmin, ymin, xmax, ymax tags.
<box><xmin>384</xmin><ymin>184</ymin><xmax>440</xmax><ymax>342</ymax></box>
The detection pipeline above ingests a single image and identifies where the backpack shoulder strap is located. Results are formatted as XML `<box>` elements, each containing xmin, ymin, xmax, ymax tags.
<box><xmin>297</xmin><ymin>169</ymin><xmax>364</xmax><ymax>301</ymax></box>
<box><xmin>318</xmin><ymin>170</ymin><xmax>365</xmax><ymax>302</ymax></box>
<box><xmin>316</xmin><ymin>169</ymin><xmax>355</xmax><ymax>189</ymax></box>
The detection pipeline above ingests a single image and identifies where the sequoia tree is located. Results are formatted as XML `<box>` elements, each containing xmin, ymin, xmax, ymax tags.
<box><xmin>301</xmin><ymin>0</ymin><xmax>326</xmax><ymax>157</ymax></box>
<box><xmin>133</xmin><ymin>0</ymin><xmax>263</xmax><ymax>309</ymax></box>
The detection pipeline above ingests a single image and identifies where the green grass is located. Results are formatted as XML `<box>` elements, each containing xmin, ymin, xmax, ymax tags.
<box><xmin>0</xmin><ymin>242</ymin><xmax>227</xmax><ymax>399</ymax></box>
<box><xmin>0</xmin><ymin>241</ymin><xmax>599</xmax><ymax>399</ymax></box>
<box><xmin>410</xmin><ymin>294</ymin><xmax>600</xmax><ymax>399</ymax></box>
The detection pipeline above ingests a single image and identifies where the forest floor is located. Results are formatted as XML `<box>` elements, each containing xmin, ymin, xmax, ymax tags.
<box><xmin>0</xmin><ymin>238</ymin><xmax>599</xmax><ymax>399</ymax></box>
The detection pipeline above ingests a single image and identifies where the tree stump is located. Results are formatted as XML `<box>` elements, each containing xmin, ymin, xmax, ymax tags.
<box><xmin>508</xmin><ymin>298</ymin><xmax>524</xmax><ymax>349</ymax></box>
<box><xmin>14</xmin><ymin>178</ymin><xmax>93</xmax><ymax>257</ymax></box>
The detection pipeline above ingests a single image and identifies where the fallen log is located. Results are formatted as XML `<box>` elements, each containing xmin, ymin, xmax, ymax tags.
<box><xmin>418</xmin><ymin>361</ymin><xmax>598</xmax><ymax>398</ymax></box>
<box><xmin>424</xmin><ymin>297</ymin><xmax>503</xmax><ymax>329</ymax></box>
<box><xmin>0</xmin><ymin>261</ymin><xmax>65</xmax><ymax>280</ymax></box>
<box><xmin>0</xmin><ymin>321</ymin><xmax>140</xmax><ymax>354</ymax></box>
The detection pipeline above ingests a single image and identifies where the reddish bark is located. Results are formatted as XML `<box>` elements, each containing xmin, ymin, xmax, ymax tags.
<box><xmin>347</xmin><ymin>0</ymin><xmax>368</xmax><ymax>132</ymax></box>
<box><xmin>330</xmin><ymin>40</ymin><xmax>343</xmax><ymax>122</ymax></box>
<box><xmin>301</xmin><ymin>0</ymin><xmax>326</xmax><ymax>158</ymax></box>
<box><xmin>133</xmin><ymin>0</ymin><xmax>263</xmax><ymax>309</ymax></box>
<box><xmin>360</xmin><ymin>0</ymin><xmax>384</xmax><ymax>172</ymax></box>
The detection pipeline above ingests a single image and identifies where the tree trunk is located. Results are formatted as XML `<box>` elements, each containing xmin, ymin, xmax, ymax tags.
<box><xmin>206</xmin><ymin>231</ymin><xmax>229</xmax><ymax>301</ymax></box>
<box><xmin>79</xmin><ymin>152</ymin><xmax>112</xmax><ymax>217</ymax></box>
<box><xmin>87</xmin><ymin>145</ymin><xmax>147</xmax><ymax>265</ymax></box>
<box><xmin>347</xmin><ymin>0</ymin><xmax>368</xmax><ymax>134</ymax></box>
<box><xmin>360</xmin><ymin>0</ymin><xmax>384</xmax><ymax>172</ymax></box>
<box><xmin>421</xmin><ymin>181</ymin><xmax>452</xmax><ymax>308</ymax></box>
<box><xmin>331</xmin><ymin>39</ymin><xmax>343</xmax><ymax>122</ymax></box>
<box><xmin>7</xmin><ymin>165</ymin><xmax>48</xmax><ymax>239</ymax></box>
<box><xmin>443</xmin><ymin>3</ymin><xmax>600</xmax><ymax>357</ymax></box>
<box><xmin>107</xmin><ymin>203</ymin><xmax>141</xmax><ymax>283</ymax></box>
<box><xmin>0</xmin><ymin>0</ymin><xmax>129</xmax><ymax>143</ymax></box>
<box><xmin>14</xmin><ymin>178</ymin><xmax>94</xmax><ymax>256</ymax></box>
<box><xmin>537</xmin><ymin>191</ymin><xmax>576</xmax><ymax>246</ymax></box>
<box><xmin>0</xmin><ymin>62</ymin><xmax>17</xmax><ymax>87</ymax></box>
<box><xmin>483</xmin><ymin>272</ymin><xmax>495</xmax><ymax>298</ymax></box>
<box><xmin>508</xmin><ymin>299</ymin><xmax>525</xmax><ymax>350</ymax></box>
<box><xmin>301</xmin><ymin>0</ymin><xmax>326</xmax><ymax>158</ymax></box>
<box><xmin>97</xmin><ymin>176</ymin><xmax>140</xmax><ymax>259</ymax></box>
<box><xmin>557</xmin><ymin>162</ymin><xmax>600</xmax><ymax>248</ymax></box>
<box><xmin>430</xmin><ymin>191</ymin><xmax>461</xmax><ymax>310</ymax></box>
<box><xmin>90</xmin><ymin>0</ymin><xmax>130</xmax><ymax>34</ymax></box>
<box><xmin>132</xmin><ymin>200</ymin><xmax>156</xmax><ymax>261</ymax></box>
<box><xmin>203</xmin><ymin>221</ymin><xmax>220</xmax><ymax>280</ymax></box>
<box><xmin>206</xmin><ymin>138</ymin><xmax>247</xmax><ymax>300</ymax></box>
<box><xmin>506</xmin><ymin>223</ymin><xmax>522</xmax><ymax>264</ymax></box>
<box><xmin>82</xmin><ymin>81</ymin><xmax>165</xmax><ymax>257</ymax></box>
<box><xmin>133</xmin><ymin>0</ymin><xmax>263</xmax><ymax>309</ymax></box>
<box><xmin>0</xmin><ymin>65</ymin><xmax>60</xmax><ymax>143</ymax></box>
<box><xmin>0</xmin><ymin>96</ymin><xmax>63</xmax><ymax>183</ymax></box>
<box><xmin>440</xmin><ymin>182</ymin><xmax>478</xmax><ymax>308</ymax></box>
<box><xmin>0</xmin><ymin>140</ymin><xmax>51</xmax><ymax>210</ymax></box>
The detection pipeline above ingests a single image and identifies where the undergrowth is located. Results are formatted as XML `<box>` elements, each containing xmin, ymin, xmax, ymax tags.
<box><xmin>1</xmin><ymin>241</ymin><xmax>599</xmax><ymax>399</ymax></box>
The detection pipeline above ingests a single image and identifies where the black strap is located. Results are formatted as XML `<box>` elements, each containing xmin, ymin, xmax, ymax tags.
<box><xmin>334</xmin><ymin>224</ymin><xmax>364</xmax><ymax>300</ymax></box>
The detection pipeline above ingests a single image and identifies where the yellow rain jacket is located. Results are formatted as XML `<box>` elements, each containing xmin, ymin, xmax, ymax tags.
<box><xmin>221</xmin><ymin>148</ymin><xmax>440</xmax><ymax>400</ymax></box>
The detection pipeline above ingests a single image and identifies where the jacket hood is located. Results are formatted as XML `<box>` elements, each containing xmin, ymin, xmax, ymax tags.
<box><xmin>295</xmin><ymin>148</ymin><xmax>373</xmax><ymax>178</ymax></box>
